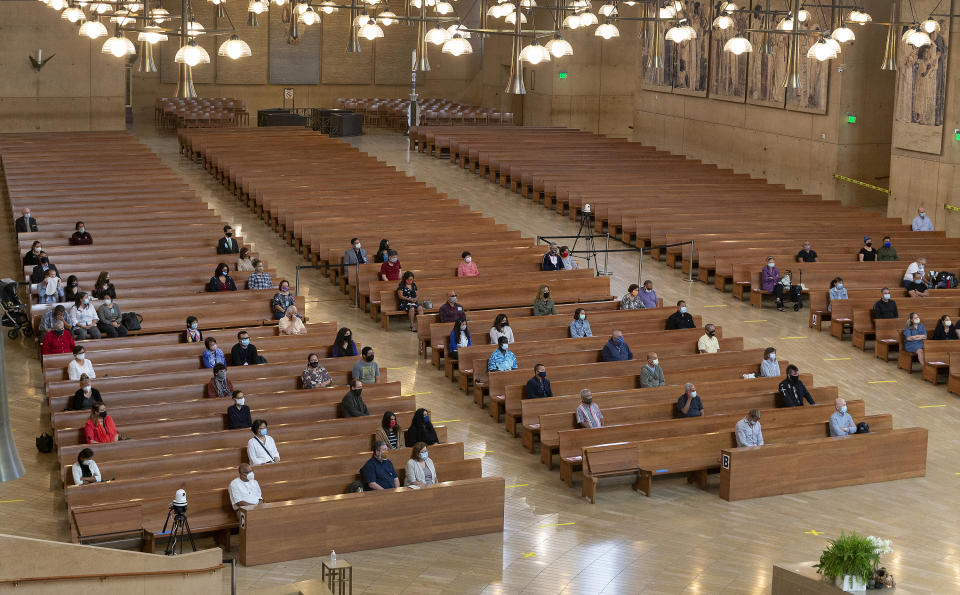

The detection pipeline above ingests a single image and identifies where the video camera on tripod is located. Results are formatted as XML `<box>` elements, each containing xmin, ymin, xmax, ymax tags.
<box><xmin>160</xmin><ymin>489</ymin><xmax>197</xmax><ymax>556</ymax></box>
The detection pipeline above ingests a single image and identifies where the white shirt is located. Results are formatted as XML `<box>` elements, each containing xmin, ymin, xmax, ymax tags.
<box><xmin>229</xmin><ymin>477</ymin><xmax>262</xmax><ymax>509</ymax></box>
<box><xmin>489</xmin><ymin>326</ymin><xmax>515</xmax><ymax>344</ymax></box>
<box><xmin>247</xmin><ymin>435</ymin><xmax>280</xmax><ymax>465</ymax></box>
<box><xmin>903</xmin><ymin>262</ymin><xmax>924</xmax><ymax>281</ymax></box>
<box><xmin>735</xmin><ymin>418</ymin><xmax>764</xmax><ymax>447</ymax></box>
<box><xmin>71</xmin><ymin>460</ymin><xmax>101</xmax><ymax>485</ymax></box>
<box><xmin>697</xmin><ymin>334</ymin><xmax>720</xmax><ymax>354</ymax></box>
<box><xmin>74</xmin><ymin>303</ymin><xmax>100</xmax><ymax>326</ymax></box>
<box><xmin>68</xmin><ymin>358</ymin><xmax>96</xmax><ymax>380</ymax></box>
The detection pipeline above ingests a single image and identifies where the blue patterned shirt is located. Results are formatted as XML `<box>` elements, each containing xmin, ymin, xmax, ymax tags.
<box><xmin>247</xmin><ymin>272</ymin><xmax>273</xmax><ymax>290</ymax></box>
<box><xmin>487</xmin><ymin>348</ymin><xmax>518</xmax><ymax>371</ymax></box>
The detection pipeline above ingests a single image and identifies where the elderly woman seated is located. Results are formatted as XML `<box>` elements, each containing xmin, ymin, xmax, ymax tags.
<box><xmin>278</xmin><ymin>305</ymin><xmax>307</xmax><ymax>335</ymax></box>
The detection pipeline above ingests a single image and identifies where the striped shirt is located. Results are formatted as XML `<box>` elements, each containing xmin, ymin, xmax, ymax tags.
<box><xmin>576</xmin><ymin>402</ymin><xmax>604</xmax><ymax>428</ymax></box>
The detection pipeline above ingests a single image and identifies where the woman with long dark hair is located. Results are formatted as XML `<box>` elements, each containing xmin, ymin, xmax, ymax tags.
<box><xmin>375</xmin><ymin>410</ymin><xmax>406</xmax><ymax>450</ymax></box>
<box><xmin>405</xmin><ymin>408</ymin><xmax>439</xmax><ymax>445</ymax></box>
<box><xmin>331</xmin><ymin>327</ymin><xmax>358</xmax><ymax>357</ymax></box>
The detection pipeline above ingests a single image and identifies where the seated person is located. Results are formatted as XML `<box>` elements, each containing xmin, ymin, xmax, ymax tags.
<box><xmin>375</xmin><ymin>410</ymin><xmax>406</xmax><ymax>450</ymax></box>
<box><xmin>640</xmin><ymin>352</ymin><xmax>665</xmax><ymax>387</ymax></box>
<box><xmin>343</xmin><ymin>238</ymin><xmax>368</xmax><ymax>265</ymax></box>
<box><xmin>795</xmin><ymin>241</ymin><xmax>818</xmax><ymax>263</ymax></box>
<box><xmin>180</xmin><ymin>317</ymin><xmax>203</xmax><ymax>344</ymax></box>
<box><xmin>397</xmin><ymin>272</ymin><xmax>425</xmax><ymax>332</ymax></box>
<box><xmin>576</xmin><ymin>389</ymin><xmax>603</xmax><ymax>428</ymax></box>
<box><xmin>828</xmin><ymin>277</ymin><xmax>847</xmax><ymax>313</ymax></box>
<box><xmin>570</xmin><ymin>308</ymin><xmax>592</xmax><ymax>338</ymax></box>
<box><xmin>437</xmin><ymin>291</ymin><xmax>465</xmax><ymax>323</ymax></box>
<box><xmin>872</xmin><ymin>288</ymin><xmax>898</xmax><ymax>319</ymax></box>
<box><xmin>91</xmin><ymin>271</ymin><xmax>116</xmax><ymax>300</ymax></box>
<box><xmin>96</xmin><ymin>295</ymin><xmax>127</xmax><ymax>338</ymax></box>
<box><xmin>23</xmin><ymin>241</ymin><xmax>43</xmax><ymax>267</ymax></box>
<box><xmin>620</xmin><ymin>284</ymin><xmax>645</xmax><ymax>310</ymax></box>
<box><xmin>906</xmin><ymin>272</ymin><xmax>929</xmax><ymax>298</ymax></box>
<box><xmin>913</xmin><ymin>207</ymin><xmax>934</xmax><ymax>231</ymax></box>
<box><xmin>247</xmin><ymin>419</ymin><xmax>280</xmax><ymax>465</ymax></box>
<box><xmin>829</xmin><ymin>398</ymin><xmax>858</xmax><ymax>437</ymax></box>
<box><xmin>525</xmin><ymin>364</ymin><xmax>553</xmax><ymax>399</ymax></box>
<box><xmin>601</xmin><ymin>330</ymin><xmax>633</xmax><ymax>362</ymax></box>
<box><xmin>447</xmin><ymin>318</ymin><xmax>471</xmax><ymax>360</ymax></box>
<box><xmin>15</xmin><ymin>207</ymin><xmax>38</xmax><ymax>233</ymax></box>
<box><xmin>778</xmin><ymin>365</ymin><xmax>815</xmax><ymax>406</ymax></box>
<box><xmin>361</xmin><ymin>441</ymin><xmax>399</xmax><ymax>490</ymax></box>
<box><xmin>229</xmin><ymin>463</ymin><xmax>262</xmax><ymax>511</ymax></box>
<box><xmin>71</xmin><ymin>448</ymin><xmax>101</xmax><ymax>485</ymax></box>
<box><xmin>301</xmin><ymin>353</ymin><xmax>333</xmax><ymax>389</ymax></box>
<box><xmin>379</xmin><ymin>250</ymin><xmax>402</xmax><ymax>282</ymax></box>
<box><xmin>933</xmin><ymin>315</ymin><xmax>959</xmax><ymax>340</ymax></box>
<box><xmin>209</xmin><ymin>262</ymin><xmax>237</xmax><ymax>292</ymax></box>
<box><xmin>84</xmin><ymin>404</ymin><xmax>118</xmax><ymax>444</ymax></box>
<box><xmin>340</xmin><ymin>380</ymin><xmax>369</xmax><ymax>417</ymax></box>
<box><xmin>676</xmin><ymin>383</ymin><xmax>703</xmax><ymax>418</ymax></box>
<box><xmin>457</xmin><ymin>251</ymin><xmax>479</xmax><ymax>277</ymax></box>
<box><xmin>278</xmin><ymin>306</ymin><xmax>307</xmax><ymax>335</ymax></box>
<box><xmin>72</xmin><ymin>293</ymin><xmax>101</xmax><ymax>340</ymax></box>
<box><xmin>638</xmin><ymin>280</ymin><xmax>658</xmax><ymax>309</ymax></box>
<box><xmin>246</xmin><ymin>259</ymin><xmax>273</xmax><ymax>290</ymax></box>
<box><xmin>331</xmin><ymin>327</ymin><xmax>358</xmax><ymax>357</ymax></box>
<box><xmin>68</xmin><ymin>346</ymin><xmax>95</xmax><ymax>380</ymax></box>
<box><xmin>697</xmin><ymin>324</ymin><xmax>719</xmax><ymax>353</ymax></box>
<box><xmin>877</xmin><ymin>236</ymin><xmax>898</xmax><ymax>261</ymax></box>
<box><xmin>231</xmin><ymin>330</ymin><xmax>262</xmax><ymax>366</ymax></box>
<box><xmin>859</xmin><ymin>237</ymin><xmax>877</xmax><ymax>262</ymax></box>
<box><xmin>559</xmin><ymin>246</ymin><xmax>577</xmax><ymax>270</ymax></box>
<box><xmin>759</xmin><ymin>347</ymin><xmax>780</xmax><ymax>377</ymax></box>
<box><xmin>202</xmin><ymin>337</ymin><xmax>227</xmax><ymax>369</ymax></box>
<box><xmin>405</xmin><ymin>408</ymin><xmax>439</xmax><ymax>445</ymax></box>
<box><xmin>69</xmin><ymin>221</ymin><xmax>93</xmax><ymax>245</ymax></box>
<box><xmin>489</xmin><ymin>314</ymin><xmax>514</xmax><ymax>344</ymax></box>
<box><xmin>217</xmin><ymin>225</ymin><xmax>239</xmax><ymax>254</ymax></box>
<box><xmin>735</xmin><ymin>409</ymin><xmax>764</xmax><ymax>447</ymax></box>
<box><xmin>374</xmin><ymin>239</ymin><xmax>391</xmax><ymax>264</ymax></box>
<box><xmin>64</xmin><ymin>275</ymin><xmax>82</xmax><ymax>303</ymax></box>
<box><xmin>271</xmin><ymin>280</ymin><xmax>296</xmax><ymax>320</ymax></box>
<box><xmin>39</xmin><ymin>305</ymin><xmax>76</xmax><ymax>336</ymax></box>
<box><xmin>904</xmin><ymin>313</ymin><xmax>927</xmax><ymax>365</ymax></box>
<box><xmin>666</xmin><ymin>300</ymin><xmax>695</xmax><ymax>329</ymax></box>
<box><xmin>71</xmin><ymin>374</ymin><xmax>102</xmax><ymax>411</ymax></box>
<box><xmin>404</xmin><ymin>442</ymin><xmax>437</xmax><ymax>487</ymax></box>
<box><xmin>30</xmin><ymin>251</ymin><xmax>59</xmax><ymax>284</ymax></box>
<box><xmin>237</xmin><ymin>247</ymin><xmax>255</xmax><ymax>271</ymax></box>
<box><xmin>206</xmin><ymin>364</ymin><xmax>234</xmax><ymax>398</ymax></box>
<box><xmin>901</xmin><ymin>257</ymin><xmax>926</xmax><ymax>288</ymax></box>
<box><xmin>41</xmin><ymin>320</ymin><xmax>75</xmax><ymax>355</ymax></box>
<box><xmin>227</xmin><ymin>390</ymin><xmax>252</xmax><ymax>429</ymax></box>
<box><xmin>541</xmin><ymin>243</ymin><xmax>561</xmax><ymax>271</ymax></box>
<box><xmin>760</xmin><ymin>257</ymin><xmax>786</xmax><ymax>311</ymax></box>
<box><xmin>532</xmin><ymin>285</ymin><xmax>557</xmax><ymax>316</ymax></box>
<box><xmin>37</xmin><ymin>267</ymin><xmax>64</xmax><ymax>304</ymax></box>
<box><xmin>487</xmin><ymin>337</ymin><xmax>518</xmax><ymax>371</ymax></box>
<box><xmin>352</xmin><ymin>346</ymin><xmax>380</xmax><ymax>383</ymax></box>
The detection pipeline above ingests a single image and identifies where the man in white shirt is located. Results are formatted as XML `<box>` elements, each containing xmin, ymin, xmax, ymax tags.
<box><xmin>902</xmin><ymin>257</ymin><xmax>927</xmax><ymax>288</ymax></box>
<box><xmin>247</xmin><ymin>419</ymin><xmax>280</xmax><ymax>465</ymax></box>
<box><xmin>67</xmin><ymin>346</ymin><xmax>96</xmax><ymax>381</ymax></box>
<box><xmin>229</xmin><ymin>463</ymin><xmax>263</xmax><ymax>511</ymax></box>
<box><xmin>735</xmin><ymin>409</ymin><xmax>764</xmax><ymax>447</ymax></box>
<box><xmin>697</xmin><ymin>324</ymin><xmax>720</xmax><ymax>354</ymax></box>
<box><xmin>912</xmin><ymin>207</ymin><xmax>934</xmax><ymax>231</ymax></box>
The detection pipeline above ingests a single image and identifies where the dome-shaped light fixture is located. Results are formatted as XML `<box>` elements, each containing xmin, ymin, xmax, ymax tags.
<box><xmin>127</xmin><ymin>1</ymin><xmax>142</xmax><ymax>12</ymax></box>
<box><xmin>806</xmin><ymin>38</ymin><xmax>838</xmax><ymax>61</ymax></box>
<box><xmin>824</xmin><ymin>36</ymin><xmax>841</xmax><ymax>53</ymax></box>
<box><xmin>102</xmin><ymin>32</ymin><xmax>136</xmax><ymax>57</ymax></box>
<box><xmin>299</xmin><ymin>6</ymin><xmax>319</xmax><ymax>24</ymax></box>
<box><xmin>567</xmin><ymin>0</ymin><xmax>589</xmax><ymax>8</ymax></box>
<box><xmin>776</xmin><ymin>16</ymin><xmax>794</xmax><ymax>30</ymax></box>
<box><xmin>425</xmin><ymin>24</ymin><xmax>448</xmax><ymax>45</ymax></box>
<box><xmin>435</xmin><ymin>1</ymin><xmax>453</xmax><ymax>13</ymax></box>
<box><xmin>79</xmin><ymin>18</ymin><xmax>108</xmax><ymax>38</ymax></box>
<box><xmin>712</xmin><ymin>14</ymin><xmax>733</xmax><ymax>29</ymax></box>
<box><xmin>832</xmin><ymin>26</ymin><xmax>855</xmax><ymax>43</ymax></box>
<box><xmin>447</xmin><ymin>23</ymin><xmax>470</xmax><ymax>38</ymax></box>
<box><xmin>921</xmin><ymin>18</ymin><xmax>939</xmax><ymax>33</ymax></box>
<box><xmin>379</xmin><ymin>10</ymin><xmax>397</xmax><ymax>25</ymax></box>
<box><xmin>273</xmin><ymin>0</ymin><xmax>288</xmax><ymax>5</ymax></box>
<box><xmin>187</xmin><ymin>18</ymin><xmax>206</xmax><ymax>35</ymax></box>
<box><xmin>61</xmin><ymin>5</ymin><xmax>85</xmax><ymax>22</ymax></box>
<box><xmin>847</xmin><ymin>8</ymin><xmax>871</xmax><ymax>25</ymax></box>
<box><xmin>504</xmin><ymin>10</ymin><xmax>527</xmax><ymax>24</ymax></box>
<box><xmin>722</xmin><ymin>2</ymin><xmax>738</xmax><ymax>11</ymax></box>
<box><xmin>111</xmin><ymin>9</ymin><xmax>134</xmax><ymax>25</ymax></box>
<box><xmin>319</xmin><ymin>1</ymin><xmax>338</xmax><ymax>13</ymax></box>
<box><xmin>520</xmin><ymin>40</ymin><xmax>551</xmax><ymax>64</ymax></box>
<box><xmin>598</xmin><ymin>3</ymin><xmax>617</xmax><ymax>16</ymax></box>
<box><xmin>595</xmin><ymin>21</ymin><xmax>620</xmax><ymax>39</ymax></box>
<box><xmin>90</xmin><ymin>1</ymin><xmax>111</xmax><ymax>13</ymax></box>
<box><xmin>150</xmin><ymin>7</ymin><xmax>169</xmax><ymax>21</ymax></box>
<box><xmin>665</xmin><ymin>23</ymin><xmax>697</xmax><ymax>43</ymax></box>
<box><xmin>797</xmin><ymin>8</ymin><xmax>809</xmax><ymax>22</ymax></box>
<box><xmin>562</xmin><ymin>13</ymin><xmax>581</xmax><ymax>28</ymax></box>
<box><xmin>657</xmin><ymin>5</ymin><xmax>676</xmax><ymax>18</ymax></box>
<box><xmin>519</xmin><ymin>0</ymin><xmax>537</xmax><ymax>6</ymax></box>
<box><xmin>442</xmin><ymin>33</ymin><xmax>473</xmax><ymax>55</ymax></box>
<box><xmin>138</xmin><ymin>24</ymin><xmax>168</xmax><ymax>43</ymax></box>
<box><xmin>364</xmin><ymin>0</ymin><xmax>381</xmax><ymax>5</ymax></box>
<box><xmin>48</xmin><ymin>0</ymin><xmax>67</xmax><ymax>10</ymax></box>
<box><xmin>353</xmin><ymin>12</ymin><xmax>370</xmax><ymax>26</ymax></box>
<box><xmin>903</xmin><ymin>27</ymin><xmax>932</xmax><ymax>47</ymax></box>
<box><xmin>723</xmin><ymin>34</ymin><xmax>752</xmax><ymax>55</ymax></box>
<box><xmin>578</xmin><ymin>10</ymin><xmax>598</xmax><ymax>26</ymax></box>
<box><xmin>545</xmin><ymin>35</ymin><xmax>573</xmax><ymax>57</ymax></box>
<box><xmin>248</xmin><ymin>0</ymin><xmax>267</xmax><ymax>14</ymax></box>
<box><xmin>218</xmin><ymin>34</ymin><xmax>252</xmax><ymax>58</ymax></box>
<box><xmin>175</xmin><ymin>39</ymin><xmax>211</xmax><ymax>66</ymax></box>
<box><xmin>359</xmin><ymin>19</ymin><xmax>385</xmax><ymax>39</ymax></box>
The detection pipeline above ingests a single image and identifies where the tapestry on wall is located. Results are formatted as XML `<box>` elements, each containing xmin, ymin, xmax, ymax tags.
<box><xmin>708</xmin><ymin>8</ymin><xmax>749</xmax><ymax>102</ymax></box>
<box><xmin>672</xmin><ymin>0</ymin><xmax>711</xmax><ymax>96</ymax></box>
<box><xmin>640</xmin><ymin>24</ymin><xmax>676</xmax><ymax>92</ymax></box>
<box><xmin>268</xmin><ymin>7</ymin><xmax>322</xmax><ymax>84</ymax></box>
<box><xmin>745</xmin><ymin>3</ymin><xmax>787</xmax><ymax>108</ymax></box>
<box><xmin>893</xmin><ymin>1</ymin><xmax>949</xmax><ymax>154</ymax></box>
<box><xmin>784</xmin><ymin>6</ymin><xmax>830</xmax><ymax>114</ymax></box>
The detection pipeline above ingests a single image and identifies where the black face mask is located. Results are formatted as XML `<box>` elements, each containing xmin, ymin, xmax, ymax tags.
<box><xmin>708</xmin><ymin>330</ymin><xmax>716</xmax><ymax>337</ymax></box>
<box><xmin>789</xmin><ymin>375</ymin><xmax>799</xmax><ymax>382</ymax></box>
<box><xmin>98</xmin><ymin>411</ymin><xmax>107</xmax><ymax>418</ymax></box>
<box><xmin>54</xmin><ymin>329</ymin><xmax>64</xmax><ymax>336</ymax></box>
<box><xmin>542</xmin><ymin>292</ymin><xmax>550</xmax><ymax>298</ymax></box>
<box><xmin>351</xmin><ymin>389</ymin><xmax>362</xmax><ymax>398</ymax></box>
<box><xmin>365</xmin><ymin>354</ymin><xmax>375</xmax><ymax>362</ymax></box>
<box><xmin>225</xmin><ymin>232</ymin><xmax>233</xmax><ymax>238</ymax></box>
<box><xmin>309</xmin><ymin>361</ymin><xmax>319</xmax><ymax>368</ymax></box>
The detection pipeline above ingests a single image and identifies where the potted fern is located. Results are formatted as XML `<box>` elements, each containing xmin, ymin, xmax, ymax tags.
<box><xmin>814</xmin><ymin>532</ymin><xmax>880</xmax><ymax>592</ymax></box>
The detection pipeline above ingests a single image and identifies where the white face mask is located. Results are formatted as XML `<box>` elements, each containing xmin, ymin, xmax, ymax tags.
<box><xmin>76</xmin><ymin>353</ymin><xmax>86</xmax><ymax>361</ymax></box>
<box><xmin>236</xmin><ymin>398</ymin><xmax>245</xmax><ymax>406</ymax></box>
<box><xmin>465</xmin><ymin>256</ymin><xmax>472</xmax><ymax>263</ymax></box>
<box><xmin>769</xmin><ymin>354</ymin><xmax>776</xmax><ymax>361</ymax></box>
<box><xmin>767</xmin><ymin>262</ymin><xmax>775</xmax><ymax>268</ymax></box>
<box><xmin>354</xmin><ymin>243</ymin><xmax>361</xmax><ymax>250</ymax></box>
<box><xmin>104</xmin><ymin>298</ymin><xmax>111</xmax><ymax>306</ymax></box>
<box><xmin>945</xmin><ymin>320</ymin><xmax>952</xmax><ymax>327</ymax></box>
<box><xmin>882</xmin><ymin>293</ymin><xmax>891</xmax><ymax>300</ymax></box>
<box><xmin>245</xmin><ymin>472</ymin><xmax>255</xmax><ymax>481</ymax></box>
<box><xmin>650</xmin><ymin>359</ymin><xmax>659</xmax><ymax>366</ymax></box>
<box><xmin>690</xmin><ymin>391</ymin><xmax>697</xmax><ymax>398</ymax></box>
<box><xmin>83</xmin><ymin>386</ymin><xmax>91</xmax><ymax>394</ymax></box>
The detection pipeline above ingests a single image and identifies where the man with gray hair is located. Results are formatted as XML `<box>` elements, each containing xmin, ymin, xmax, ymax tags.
<box><xmin>676</xmin><ymin>382</ymin><xmax>703</xmax><ymax>417</ymax></box>
<box><xmin>735</xmin><ymin>409</ymin><xmax>764</xmax><ymax>447</ymax></box>
<box><xmin>640</xmin><ymin>352</ymin><xmax>665</xmax><ymax>387</ymax></box>
<box><xmin>575</xmin><ymin>389</ymin><xmax>603</xmax><ymax>428</ymax></box>
<box><xmin>541</xmin><ymin>243</ymin><xmax>562</xmax><ymax>271</ymax></box>
<box><xmin>829</xmin><ymin>398</ymin><xmax>857</xmax><ymax>437</ymax></box>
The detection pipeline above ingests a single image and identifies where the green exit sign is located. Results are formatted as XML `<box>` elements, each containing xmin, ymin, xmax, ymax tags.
<box><xmin>558</xmin><ymin>72</ymin><xmax>568</xmax><ymax>79</ymax></box>
<box><xmin>846</xmin><ymin>114</ymin><xmax>856</xmax><ymax>124</ymax></box>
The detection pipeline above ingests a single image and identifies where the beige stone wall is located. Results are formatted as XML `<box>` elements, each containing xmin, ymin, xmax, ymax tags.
<box><xmin>0</xmin><ymin>2</ymin><xmax>126</xmax><ymax>132</ymax></box>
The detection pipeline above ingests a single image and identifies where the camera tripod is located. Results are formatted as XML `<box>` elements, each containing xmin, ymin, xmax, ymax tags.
<box><xmin>160</xmin><ymin>504</ymin><xmax>197</xmax><ymax>556</ymax></box>
<box><xmin>569</xmin><ymin>211</ymin><xmax>610</xmax><ymax>276</ymax></box>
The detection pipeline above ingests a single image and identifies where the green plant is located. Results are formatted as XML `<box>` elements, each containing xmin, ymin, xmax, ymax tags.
<box><xmin>814</xmin><ymin>531</ymin><xmax>881</xmax><ymax>584</ymax></box>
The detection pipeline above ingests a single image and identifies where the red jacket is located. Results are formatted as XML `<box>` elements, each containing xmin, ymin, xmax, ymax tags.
<box><xmin>42</xmin><ymin>330</ymin><xmax>76</xmax><ymax>354</ymax></box>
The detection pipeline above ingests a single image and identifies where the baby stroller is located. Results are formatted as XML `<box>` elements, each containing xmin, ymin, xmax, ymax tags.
<box><xmin>779</xmin><ymin>269</ymin><xmax>804</xmax><ymax>311</ymax></box>
<box><xmin>1</xmin><ymin>279</ymin><xmax>33</xmax><ymax>340</ymax></box>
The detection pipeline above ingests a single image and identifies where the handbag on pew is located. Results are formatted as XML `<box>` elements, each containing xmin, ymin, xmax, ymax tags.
<box><xmin>856</xmin><ymin>422</ymin><xmax>870</xmax><ymax>434</ymax></box>
<box><xmin>120</xmin><ymin>312</ymin><xmax>142</xmax><ymax>331</ymax></box>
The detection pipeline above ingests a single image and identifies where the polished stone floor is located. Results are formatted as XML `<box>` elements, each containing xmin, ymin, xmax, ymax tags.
<box><xmin>1</xmin><ymin>128</ymin><xmax>958</xmax><ymax>594</ymax></box>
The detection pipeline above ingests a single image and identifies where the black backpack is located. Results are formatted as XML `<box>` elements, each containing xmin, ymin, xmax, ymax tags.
<box><xmin>856</xmin><ymin>422</ymin><xmax>870</xmax><ymax>434</ymax></box>
<box><xmin>35</xmin><ymin>433</ymin><xmax>54</xmax><ymax>453</ymax></box>
<box><xmin>121</xmin><ymin>312</ymin><xmax>142</xmax><ymax>331</ymax></box>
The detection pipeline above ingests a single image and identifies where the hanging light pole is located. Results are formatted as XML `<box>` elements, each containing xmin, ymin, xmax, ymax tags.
<box><xmin>175</xmin><ymin>0</ymin><xmax>197</xmax><ymax>98</ymax></box>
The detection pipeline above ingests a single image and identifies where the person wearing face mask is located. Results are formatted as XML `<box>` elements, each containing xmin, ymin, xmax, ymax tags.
<box><xmin>570</xmin><ymin>308</ymin><xmax>593</xmax><ymax>338</ymax></box>
<box><xmin>84</xmin><ymin>404</ymin><xmax>118</xmax><ymax>444</ymax></box>
<box><xmin>206</xmin><ymin>364</ymin><xmax>234</xmax><ymax>398</ymax></box>
<box><xmin>361</xmin><ymin>441</ymin><xmax>400</xmax><ymax>490</ymax></box>
<box><xmin>735</xmin><ymin>409</ymin><xmax>764</xmax><ymax>447</ymax></box>
<box><xmin>278</xmin><ymin>306</ymin><xmax>307</xmax><ymax>335</ymax></box>
<box><xmin>697</xmin><ymin>324</ymin><xmax>719</xmax><ymax>354</ymax></box>
<box><xmin>489</xmin><ymin>314</ymin><xmax>514</xmax><ymax>345</ymax></box>
<box><xmin>181</xmin><ymin>316</ymin><xmax>203</xmax><ymax>343</ymax></box>
<box><xmin>202</xmin><ymin>337</ymin><xmax>227</xmax><ymax>369</ymax></box>
<box><xmin>69</xmin><ymin>221</ymin><xmax>93</xmax><ymax>245</ymax></box>
<box><xmin>14</xmin><ymin>207</ymin><xmax>38</xmax><ymax>233</ymax></box>
<box><xmin>332</xmin><ymin>327</ymin><xmax>358</xmax><ymax>357</ymax></box>
<box><xmin>933</xmin><ymin>315</ymin><xmax>959</xmax><ymax>340</ymax></box>
<box><xmin>229</xmin><ymin>463</ymin><xmax>263</xmax><ymax>511</ymax></box>
<box><xmin>872</xmin><ymin>287</ymin><xmax>899</xmax><ymax>319</ymax></box>
<box><xmin>71</xmin><ymin>374</ymin><xmax>102</xmax><ymax>411</ymax></box>
<box><xmin>902</xmin><ymin>257</ymin><xmax>927</xmax><ymax>288</ymax></box>
<box><xmin>827</xmin><ymin>277</ymin><xmax>847</xmax><ymax>313</ymax></box>
<box><xmin>271</xmin><ymin>279</ymin><xmax>296</xmax><ymax>320</ymax></box>
<box><xmin>237</xmin><ymin>247</ymin><xmax>255</xmax><ymax>271</ymax></box>
<box><xmin>340</xmin><ymin>380</ymin><xmax>370</xmax><ymax>417</ymax></box>
<box><xmin>912</xmin><ymin>206</ymin><xmax>934</xmax><ymax>231</ymax></box>
<box><xmin>542</xmin><ymin>243</ymin><xmax>562</xmax><ymax>271</ymax></box>
<box><xmin>487</xmin><ymin>337</ymin><xmax>518</xmax><ymax>371</ymax></box>
<box><xmin>30</xmin><ymin>251</ymin><xmax>59</xmax><ymax>284</ymax></box>
<box><xmin>71</xmin><ymin>292</ymin><xmax>101</xmax><ymax>340</ymax></box>
<box><xmin>374</xmin><ymin>239</ymin><xmax>391</xmax><ymax>263</ymax></box>
<box><xmin>640</xmin><ymin>352</ymin><xmax>665</xmax><ymax>387</ymax></box>
<box><xmin>525</xmin><ymin>364</ymin><xmax>553</xmax><ymax>399</ymax></box>
<box><xmin>777</xmin><ymin>365</ymin><xmax>815</xmax><ymax>407</ymax></box>
<box><xmin>620</xmin><ymin>284</ymin><xmax>645</xmax><ymax>310</ymax></box>
<box><xmin>379</xmin><ymin>249</ymin><xmax>402</xmax><ymax>282</ymax></box>
<box><xmin>858</xmin><ymin>237</ymin><xmax>877</xmax><ymax>262</ymax></box>
<box><xmin>760</xmin><ymin>257</ymin><xmax>786</xmax><ymax>311</ymax></box>
<box><xmin>301</xmin><ymin>353</ymin><xmax>333</xmax><ymax>389</ymax></box>
<box><xmin>208</xmin><ymin>262</ymin><xmax>237</xmax><ymax>292</ymax></box>
<box><xmin>246</xmin><ymin>259</ymin><xmax>273</xmax><ymax>290</ymax></box>
<box><xmin>829</xmin><ymin>398</ymin><xmax>858</xmax><ymax>436</ymax></box>
<box><xmin>904</xmin><ymin>312</ymin><xmax>927</xmax><ymax>365</ymax></box>
<box><xmin>231</xmin><ymin>330</ymin><xmax>263</xmax><ymax>366</ymax></box>
<box><xmin>71</xmin><ymin>448</ymin><xmax>102</xmax><ymax>485</ymax></box>
<box><xmin>457</xmin><ymin>251</ymin><xmax>479</xmax><ymax>277</ymax></box>
<box><xmin>39</xmin><ymin>304</ymin><xmax>76</xmax><ymax>336</ymax></box>
<box><xmin>217</xmin><ymin>225</ymin><xmax>239</xmax><ymax>254</ymax></box>
<box><xmin>447</xmin><ymin>318</ymin><xmax>472</xmax><ymax>360</ymax></box>
<box><xmin>227</xmin><ymin>390</ymin><xmax>253</xmax><ymax>429</ymax></box>
<box><xmin>559</xmin><ymin>245</ymin><xmax>578</xmax><ymax>270</ymax></box>
<box><xmin>41</xmin><ymin>320</ymin><xmax>76</xmax><ymax>355</ymax></box>
<box><xmin>376</xmin><ymin>410</ymin><xmax>406</xmax><ymax>450</ymax></box>
<box><xmin>438</xmin><ymin>291</ymin><xmax>465</xmax><ymax>323</ymax></box>
<box><xmin>575</xmin><ymin>389</ymin><xmax>604</xmax><ymax>429</ymax></box>
<box><xmin>677</xmin><ymin>383</ymin><xmax>703</xmax><ymax>417</ymax></box>
<box><xmin>64</xmin><ymin>275</ymin><xmax>82</xmax><ymax>303</ymax></box>
<box><xmin>795</xmin><ymin>241</ymin><xmax>818</xmax><ymax>263</ymax></box>
<box><xmin>96</xmin><ymin>293</ymin><xmax>127</xmax><ymax>338</ymax></box>
<box><xmin>68</xmin><ymin>346</ymin><xmax>96</xmax><ymax>380</ymax></box>
<box><xmin>405</xmin><ymin>442</ymin><xmax>438</xmax><ymax>487</ymax></box>
<box><xmin>247</xmin><ymin>419</ymin><xmax>280</xmax><ymax>465</ymax></box>
<box><xmin>23</xmin><ymin>241</ymin><xmax>43</xmax><ymax>267</ymax></box>
<box><xmin>877</xmin><ymin>236</ymin><xmax>898</xmax><ymax>261</ymax></box>
<box><xmin>396</xmin><ymin>272</ymin><xmax>424</xmax><ymax>332</ymax></box>
<box><xmin>666</xmin><ymin>300</ymin><xmax>695</xmax><ymax>330</ymax></box>
<box><xmin>759</xmin><ymin>347</ymin><xmax>780</xmax><ymax>377</ymax></box>
<box><xmin>92</xmin><ymin>271</ymin><xmax>116</xmax><ymax>300</ymax></box>
<box><xmin>906</xmin><ymin>272</ymin><xmax>930</xmax><ymax>298</ymax></box>
<box><xmin>601</xmin><ymin>330</ymin><xmax>634</xmax><ymax>362</ymax></box>
<box><xmin>533</xmin><ymin>285</ymin><xmax>557</xmax><ymax>316</ymax></box>
<box><xmin>37</xmin><ymin>267</ymin><xmax>64</xmax><ymax>304</ymax></box>
<box><xmin>343</xmin><ymin>237</ymin><xmax>368</xmax><ymax>265</ymax></box>
<box><xmin>405</xmin><ymin>408</ymin><xmax>440</xmax><ymax>445</ymax></box>
<box><xmin>352</xmin><ymin>346</ymin><xmax>380</xmax><ymax>384</ymax></box>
